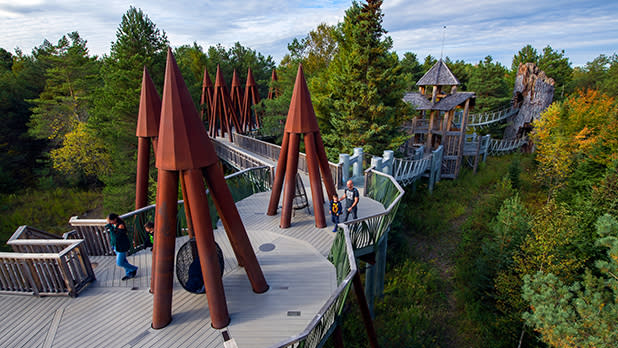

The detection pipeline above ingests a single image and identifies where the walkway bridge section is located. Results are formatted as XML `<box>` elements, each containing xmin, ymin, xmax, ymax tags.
<box><xmin>217</xmin><ymin>132</ymin><xmax>442</xmax><ymax>192</ymax></box>
<box><xmin>454</xmin><ymin>105</ymin><xmax>520</xmax><ymax>129</ymax></box>
<box><xmin>0</xmin><ymin>162</ymin><xmax>404</xmax><ymax>348</ymax></box>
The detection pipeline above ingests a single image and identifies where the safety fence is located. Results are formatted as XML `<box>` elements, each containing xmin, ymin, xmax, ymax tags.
<box><xmin>1</xmin><ymin>226</ymin><xmax>95</xmax><ymax>297</ymax></box>
<box><xmin>67</xmin><ymin>166</ymin><xmax>273</xmax><ymax>256</ymax></box>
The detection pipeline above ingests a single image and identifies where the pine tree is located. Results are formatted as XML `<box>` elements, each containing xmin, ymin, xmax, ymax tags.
<box><xmin>27</xmin><ymin>32</ymin><xmax>103</xmax><ymax>183</ymax></box>
<box><xmin>313</xmin><ymin>0</ymin><xmax>409</xmax><ymax>159</ymax></box>
<box><xmin>467</xmin><ymin>55</ymin><xmax>511</xmax><ymax>114</ymax></box>
<box><xmin>522</xmin><ymin>214</ymin><xmax>618</xmax><ymax>348</ymax></box>
<box><xmin>511</xmin><ymin>44</ymin><xmax>539</xmax><ymax>72</ymax></box>
<box><xmin>0</xmin><ymin>48</ymin><xmax>47</xmax><ymax>192</ymax></box>
<box><xmin>90</xmin><ymin>7</ymin><xmax>168</xmax><ymax>212</ymax></box>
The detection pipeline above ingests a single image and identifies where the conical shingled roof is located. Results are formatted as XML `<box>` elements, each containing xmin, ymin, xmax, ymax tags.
<box><xmin>416</xmin><ymin>59</ymin><xmax>460</xmax><ymax>86</ymax></box>
<box><xmin>156</xmin><ymin>48</ymin><xmax>218</xmax><ymax>171</ymax></box>
<box><xmin>284</xmin><ymin>64</ymin><xmax>319</xmax><ymax>134</ymax></box>
<box><xmin>136</xmin><ymin>67</ymin><xmax>161</xmax><ymax>137</ymax></box>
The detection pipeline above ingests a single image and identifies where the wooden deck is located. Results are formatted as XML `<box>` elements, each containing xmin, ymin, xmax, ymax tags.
<box><xmin>0</xmin><ymin>189</ymin><xmax>384</xmax><ymax>347</ymax></box>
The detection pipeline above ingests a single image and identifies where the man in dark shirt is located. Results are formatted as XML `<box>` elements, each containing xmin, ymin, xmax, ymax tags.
<box><xmin>340</xmin><ymin>180</ymin><xmax>359</xmax><ymax>222</ymax></box>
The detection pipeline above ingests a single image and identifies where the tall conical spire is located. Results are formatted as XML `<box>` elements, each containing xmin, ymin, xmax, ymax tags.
<box><xmin>267</xmin><ymin>68</ymin><xmax>279</xmax><ymax>99</ymax></box>
<box><xmin>267</xmin><ymin>64</ymin><xmax>336</xmax><ymax>228</ymax></box>
<box><xmin>135</xmin><ymin>66</ymin><xmax>161</xmax><ymax>210</ymax></box>
<box><xmin>241</xmin><ymin>67</ymin><xmax>261</xmax><ymax>132</ymax></box>
<box><xmin>152</xmin><ymin>48</ymin><xmax>268</xmax><ymax>330</ymax></box>
<box><xmin>210</xmin><ymin>65</ymin><xmax>240</xmax><ymax>140</ymax></box>
<box><xmin>200</xmin><ymin>68</ymin><xmax>214</xmax><ymax>122</ymax></box>
<box><xmin>157</xmin><ymin>48</ymin><xmax>218</xmax><ymax>170</ymax></box>
<box><xmin>230</xmin><ymin>69</ymin><xmax>244</xmax><ymax>130</ymax></box>
<box><xmin>136</xmin><ymin>67</ymin><xmax>161</xmax><ymax>138</ymax></box>
<box><xmin>284</xmin><ymin>64</ymin><xmax>319</xmax><ymax>134</ymax></box>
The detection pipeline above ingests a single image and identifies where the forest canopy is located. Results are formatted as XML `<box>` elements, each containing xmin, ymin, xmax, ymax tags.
<box><xmin>1</xmin><ymin>2</ymin><xmax>617</xmax><ymax>346</ymax></box>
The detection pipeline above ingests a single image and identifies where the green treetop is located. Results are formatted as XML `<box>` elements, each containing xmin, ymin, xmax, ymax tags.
<box><xmin>27</xmin><ymin>32</ymin><xmax>105</xmax><ymax>182</ymax></box>
<box><xmin>467</xmin><ymin>55</ymin><xmax>511</xmax><ymax>113</ymax></box>
<box><xmin>91</xmin><ymin>6</ymin><xmax>168</xmax><ymax>212</ymax></box>
<box><xmin>313</xmin><ymin>0</ymin><xmax>409</xmax><ymax>159</ymax></box>
<box><xmin>523</xmin><ymin>214</ymin><xmax>618</xmax><ymax>348</ymax></box>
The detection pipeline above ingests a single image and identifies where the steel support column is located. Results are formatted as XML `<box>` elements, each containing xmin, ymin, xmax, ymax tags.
<box><xmin>267</xmin><ymin>132</ymin><xmax>290</xmax><ymax>215</ymax></box>
<box><xmin>280</xmin><ymin>133</ymin><xmax>300</xmax><ymax>228</ymax></box>
<box><xmin>152</xmin><ymin>169</ymin><xmax>178</xmax><ymax>329</ymax></box>
<box><xmin>304</xmin><ymin>132</ymin><xmax>326</xmax><ymax>228</ymax></box>
<box><xmin>182</xmin><ymin>169</ymin><xmax>230</xmax><ymax>328</ymax></box>
<box><xmin>203</xmin><ymin>165</ymin><xmax>269</xmax><ymax>293</ymax></box>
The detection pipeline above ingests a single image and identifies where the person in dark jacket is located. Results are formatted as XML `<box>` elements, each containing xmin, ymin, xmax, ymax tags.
<box><xmin>330</xmin><ymin>194</ymin><xmax>343</xmax><ymax>232</ymax></box>
<box><xmin>106</xmin><ymin>213</ymin><xmax>138</xmax><ymax>280</ymax></box>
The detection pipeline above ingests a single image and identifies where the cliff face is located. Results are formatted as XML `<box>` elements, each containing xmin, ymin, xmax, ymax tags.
<box><xmin>504</xmin><ymin>63</ymin><xmax>555</xmax><ymax>140</ymax></box>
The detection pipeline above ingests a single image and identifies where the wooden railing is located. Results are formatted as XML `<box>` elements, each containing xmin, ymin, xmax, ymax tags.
<box><xmin>66</xmin><ymin>218</ymin><xmax>112</xmax><ymax>256</ymax></box>
<box><xmin>230</xmin><ymin>132</ymin><xmax>343</xmax><ymax>188</ymax></box>
<box><xmin>489</xmin><ymin>136</ymin><xmax>528</xmax><ymax>155</ymax></box>
<box><xmin>2</xmin><ymin>233</ymin><xmax>95</xmax><ymax>297</ymax></box>
<box><xmin>212</xmin><ymin>137</ymin><xmax>274</xmax><ymax>172</ymax></box>
<box><xmin>8</xmin><ymin>225</ymin><xmax>61</xmax><ymax>246</ymax></box>
<box><xmin>68</xmin><ymin>166</ymin><xmax>273</xmax><ymax>257</ymax></box>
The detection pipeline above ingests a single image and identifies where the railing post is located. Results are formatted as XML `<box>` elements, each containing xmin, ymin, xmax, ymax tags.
<box><xmin>339</xmin><ymin>153</ymin><xmax>350</xmax><ymax>184</ymax></box>
<box><xmin>370</xmin><ymin>157</ymin><xmax>382</xmax><ymax>174</ymax></box>
<box><xmin>482</xmin><ymin>135</ymin><xmax>490</xmax><ymax>162</ymax></box>
<box><xmin>352</xmin><ymin>148</ymin><xmax>363</xmax><ymax>179</ymax></box>
<box><xmin>363</xmin><ymin>169</ymin><xmax>371</xmax><ymax>197</ymax></box>
<box><xmin>382</xmin><ymin>150</ymin><xmax>394</xmax><ymax>176</ymax></box>
<box><xmin>414</xmin><ymin>146</ymin><xmax>424</xmax><ymax>160</ymax></box>
<box><xmin>429</xmin><ymin>145</ymin><xmax>443</xmax><ymax>193</ymax></box>
<box><xmin>376</xmin><ymin>230</ymin><xmax>388</xmax><ymax>298</ymax></box>
<box><xmin>365</xmin><ymin>262</ymin><xmax>376</xmax><ymax>317</ymax></box>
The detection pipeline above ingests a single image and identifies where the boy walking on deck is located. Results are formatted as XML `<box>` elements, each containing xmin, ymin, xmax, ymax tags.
<box><xmin>330</xmin><ymin>194</ymin><xmax>343</xmax><ymax>232</ymax></box>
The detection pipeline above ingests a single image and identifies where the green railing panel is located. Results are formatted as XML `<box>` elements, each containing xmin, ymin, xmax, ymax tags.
<box><xmin>115</xmin><ymin>167</ymin><xmax>272</xmax><ymax>255</ymax></box>
<box><xmin>346</xmin><ymin>169</ymin><xmax>404</xmax><ymax>253</ymax></box>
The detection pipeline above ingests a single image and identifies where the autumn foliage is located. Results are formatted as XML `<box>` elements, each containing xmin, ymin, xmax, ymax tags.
<box><xmin>532</xmin><ymin>89</ymin><xmax>618</xmax><ymax>196</ymax></box>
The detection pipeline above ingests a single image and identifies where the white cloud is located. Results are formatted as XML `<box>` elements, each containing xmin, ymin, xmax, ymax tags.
<box><xmin>0</xmin><ymin>0</ymin><xmax>616</xmax><ymax>66</ymax></box>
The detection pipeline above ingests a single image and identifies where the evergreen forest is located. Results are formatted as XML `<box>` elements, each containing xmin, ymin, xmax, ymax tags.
<box><xmin>1</xmin><ymin>2</ymin><xmax>618</xmax><ymax>347</ymax></box>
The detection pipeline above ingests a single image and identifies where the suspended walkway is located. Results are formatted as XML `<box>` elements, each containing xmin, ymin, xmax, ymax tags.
<box><xmin>488</xmin><ymin>136</ymin><xmax>529</xmax><ymax>155</ymax></box>
<box><xmin>466</xmin><ymin>106</ymin><xmax>519</xmax><ymax>128</ymax></box>
<box><xmin>451</xmin><ymin>104</ymin><xmax>519</xmax><ymax>129</ymax></box>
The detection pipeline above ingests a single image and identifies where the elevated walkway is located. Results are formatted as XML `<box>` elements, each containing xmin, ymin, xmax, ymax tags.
<box><xmin>0</xmin><ymin>167</ymin><xmax>392</xmax><ymax>348</ymax></box>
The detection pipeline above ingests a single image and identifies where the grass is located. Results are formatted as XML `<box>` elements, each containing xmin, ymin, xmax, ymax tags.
<box><xmin>326</xmin><ymin>153</ymin><xmax>541</xmax><ymax>347</ymax></box>
<box><xmin>0</xmin><ymin>188</ymin><xmax>102</xmax><ymax>250</ymax></box>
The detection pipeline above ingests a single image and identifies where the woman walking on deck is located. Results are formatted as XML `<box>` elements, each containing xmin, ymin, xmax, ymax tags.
<box><xmin>106</xmin><ymin>213</ymin><xmax>138</xmax><ymax>280</ymax></box>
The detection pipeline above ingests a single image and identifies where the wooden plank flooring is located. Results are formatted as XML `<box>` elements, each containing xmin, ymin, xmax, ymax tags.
<box><xmin>0</xmin><ymin>181</ymin><xmax>385</xmax><ymax>347</ymax></box>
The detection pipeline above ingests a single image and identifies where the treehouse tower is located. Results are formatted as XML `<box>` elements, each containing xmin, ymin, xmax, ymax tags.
<box><xmin>404</xmin><ymin>59</ymin><xmax>475</xmax><ymax>179</ymax></box>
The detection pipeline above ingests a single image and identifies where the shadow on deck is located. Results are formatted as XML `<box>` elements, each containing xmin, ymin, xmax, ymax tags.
<box><xmin>0</xmin><ymin>189</ymin><xmax>385</xmax><ymax>348</ymax></box>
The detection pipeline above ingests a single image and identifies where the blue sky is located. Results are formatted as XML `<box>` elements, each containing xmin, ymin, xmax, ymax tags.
<box><xmin>1</xmin><ymin>0</ymin><xmax>617</xmax><ymax>67</ymax></box>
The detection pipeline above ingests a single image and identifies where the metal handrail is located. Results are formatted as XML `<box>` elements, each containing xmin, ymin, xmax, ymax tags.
<box><xmin>231</xmin><ymin>132</ymin><xmax>343</xmax><ymax>189</ymax></box>
<box><xmin>275</xmin><ymin>168</ymin><xmax>404</xmax><ymax>347</ymax></box>
<box><xmin>67</xmin><ymin>167</ymin><xmax>273</xmax><ymax>256</ymax></box>
<box><xmin>274</xmin><ymin>227</ymin><xmax>357</xmax><ymax>348</ymax></box>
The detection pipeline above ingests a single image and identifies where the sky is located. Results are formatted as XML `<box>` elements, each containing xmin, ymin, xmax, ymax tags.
<box><xmin>1</xmin><ymin>0</ymin><xmax>617</xmax><ymax>68</ymax></box>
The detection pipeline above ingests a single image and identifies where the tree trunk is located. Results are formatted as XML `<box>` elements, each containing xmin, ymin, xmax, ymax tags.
<box><xmin>504</xmin><ymin>63</ymin><xmax>555</xmax><ymax>144</ymax></box>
